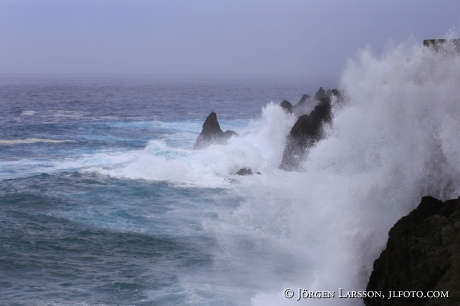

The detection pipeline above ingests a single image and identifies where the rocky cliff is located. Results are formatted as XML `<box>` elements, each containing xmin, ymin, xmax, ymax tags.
<box><xmin>365</xmin><ymin>196</ymin><xmax>460</xmax><ymax>306</ymax></box>
<box><xmin>279</xmin><ymin>88</ymin><xmax>342</xmax><ymax>171</ymax></box>
<box><xmin>279</xmin><ymin>96</ymin><xmax>332</xmax><ymax>171</ymax></box>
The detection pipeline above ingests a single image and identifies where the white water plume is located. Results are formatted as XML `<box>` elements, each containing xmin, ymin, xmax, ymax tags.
<box><xmin>201</xmin><ymin>38</ymin><xmax>460</xmax><ymax>306</ymax></box>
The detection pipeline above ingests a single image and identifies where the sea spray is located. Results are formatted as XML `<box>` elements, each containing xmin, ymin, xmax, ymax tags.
<box><xmin>201</xmin><ymin>39</ymin><xmax>460</xmax><ymax>305</ymax></box>
<box><xmin>92</xmin><ymin>103</ymin><xmax>295</xmax><ymax>186</ymax></box>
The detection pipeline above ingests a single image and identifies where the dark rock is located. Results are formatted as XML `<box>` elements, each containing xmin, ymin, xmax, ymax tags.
<box><xmin>194</xmin><ymin>112</ymin><xmax>223</xmax><ymax>149</ymax></box>
<box><xmin>279</xmin><ymin>96</ymin><xmax>333</xmax><ymax>171</ymax></box>
<box><xmin>314</xmin><ymin>87</ymin><xmax>327</xmax><ymax>100</ymax></box>
<box><xmin>236</xmin><ymin>168</ymin><xmax>253</xmax><ymax>176</ymax></box>
<box><xmin>364</xmin><ymin>196</ymin><xmax>460</xmax><ymax>306</ymax></box>
<box><xmin>223</xmin><ymin>130</ymin><xmax>239</xmax><ymax>140</ymax></box>
<box><xmin>424</xmin><ymin>39</ymin><xmax>460</xmax><ymax>53</ymax></box>
<box><xmin>194</xmin><ymin>112</ymin><xmax>237</xmax><ymax>149</ymax></box>
<box><xmin>296</xmin><ymin>94</ymin><xmax>310</xmax><ymax>106</ymax></box>
<box><xmin>292</xmin><ymin>94</ymin><xmax>319</xmax><ymax>117</ymax></box>
<box><xmin>280</xmin><ymin>96</ymin><xmax>315</xmax><ymax>116</ymax></box>
<box><xmin>280</xmin><ymin>88</ymin><xmax>342</xmax><ymax>118</ymax></box>
<box><xmin>280</xmin><ymin>95</ymin><xmax>312</xmax><ymax>115</ymax></box>
<box><xmin>330</xmin><ymin>88</ymin><xmax>343</xmax><ymax>102</ymax></box>
<box><xmin>280</xmin><ymin>100</ymin><xmax>293</xmax><ymax>112</ymax></box>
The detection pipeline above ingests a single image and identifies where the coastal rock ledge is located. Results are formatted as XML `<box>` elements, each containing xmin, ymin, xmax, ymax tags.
<box><xmin>364</xmin><ymin>196</ymin><xmax>460</xmax><ymax>306</ymax></box>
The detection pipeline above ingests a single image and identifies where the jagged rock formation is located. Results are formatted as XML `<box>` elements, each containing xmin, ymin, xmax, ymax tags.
<box><xmin>194</xmin><ymin>112</ymin><xmax>238</xmax><ymax>149</ymax></box>
<box><xmin>279</xmin><ymin>95</ymin><xmax>333</xmax><ymax>171</ymax></box>
<box><xmin>280</xmin><ymin>94</ymin><xmax>318</xmax><ymax>117</ymax></box>
<box><xmin>365</xmin><ymin>196</ymin><xmax>460</xmax><ymax>306</ymax></box>
<box><xmin>292</xmin><ymin>94</ymin><xmax>320</xmax><ymax>117</ymax></box>
<box><xmin>279</xmin><ymin>87</ymin><xmax>343</xmax><ymax>116</ymax></box>
<box><xmin>296</xmin><ymin>94</ymin><xmax>310</xmax><ymax>106</ymax></box>
<box><xmin>293</xmin><ymin>94</ymin><xmax>310</xmax><ymax>111</ymax></box>
<box><xmin>278</xmin><ymin>88</ymin><xmax>343</xmax><ymax>171</ymax></box>
<box><xmin>314</xmin><ymin>87</ymin><xmax>327</xmax><ymax>100</ymax></box>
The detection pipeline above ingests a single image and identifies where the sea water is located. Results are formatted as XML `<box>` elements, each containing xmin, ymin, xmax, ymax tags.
<box><xmin>1</xmin><ymin>39</ymin><xmax>460</xmax><ymax>306</ymax></box>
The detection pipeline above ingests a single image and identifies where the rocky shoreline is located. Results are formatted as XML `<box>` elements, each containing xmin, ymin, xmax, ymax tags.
<box><xmin>364</xmin><ymin>196</ymin><xmax>460</xmax><ymax>306</ymax></box>
<box><xmin>194</xmin><ymin>87</ymin><xmax>342</xmax><ymax>174</ymax></box>
<box><xmin>194</xmin><ymin>88</ymin><xmax>460</xmax><ymax>304</ymax></box>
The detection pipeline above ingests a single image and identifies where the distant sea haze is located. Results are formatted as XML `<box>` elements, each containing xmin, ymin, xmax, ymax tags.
<box><xmin>1</xmin><ymin>40</ymin><xmax>460</xmax><ymax>306</ymax></box>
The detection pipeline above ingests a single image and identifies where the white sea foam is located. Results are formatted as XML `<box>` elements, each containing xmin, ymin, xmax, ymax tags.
<box><xmin>0</xmin><ymin>138</ymin><xmax>74</xmax><ymax>144</ymax></box>
<box><xmin>90</xmin><ymin>103</ymin><xmax>295</xmax><ymax>188</ymax></box>
<box><xmin>20</xmin><ymin>110</ymin><xmax>36</xmax><ymax>116</ymax></box>
<box><xmin>53</xmin><ymin>110</ymin><xmax>86</xmax><ymax>118</ymax></box>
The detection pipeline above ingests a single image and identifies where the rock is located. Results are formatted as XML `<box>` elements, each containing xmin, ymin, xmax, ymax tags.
<box><xmin>296</xmin><ymin>94</ymin><xmax>310</xmax><ymax>106</ymax></box>
<box><xmin>280</xmin><ymin>100</ymin><xmax>293</xmax><ymax>112</ymax></box>
<box><xmin>194</xmin><ymin>112</ymin><xmax>238</xmax><ymax>149</ymax></box>
<box><xmin>314</xmin><ymin>87</ymin><xmax>327</xmax><ymax>100</ymax></box>
<box><xmin>279</xmin><ymin>96</ymin><xmax>333</xmax><ymax>171</ymax></box>
<box><xmin>194</xmin><ymin>112</ymin><xmax>224</xmax><ymax>149</ymax></box>
<box><xmin>280</xmin><ymin>93</ymin><xmax>321</xmax><ymax>117</ymax></box>
<box><xmin>236</xmin><ymin>168</ymin><xmax>253</xmax><ymax>176</ymax></box>
<box><xmin>280</xmin><ymin>95</ymin><xmax>316</xmax><ymax>117</ymax></box>
<box><xmin>329</xmin><ymin>88</ymin><xmax>343</xmax><ymax>103</ymax></box>
<box><xmin>291</xmin><ymin>94</ymin><xmax>318</xmax><ymax>117</ymax></box>
<box><xmin>364</xmin><ymin>196</ymin><xmax>460</xmax><ymax>306</ymax></box>
<box><xmin>280</xmin><ymin>88</ymin><xmax>343</xmax><ymax>118</ymax></box>
<box><xmin>423</xmin><ymin>39</ymin><xmax>460</xmax><ymax>53</ymax></box>
<box><xmin>223</xmin><ymin>129</ymin><xmax>238</xmax><ymax>140</ymax></box>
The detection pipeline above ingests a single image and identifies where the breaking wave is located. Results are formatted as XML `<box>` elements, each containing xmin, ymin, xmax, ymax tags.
<box><xmin>0</xmin><ymin>138</ymin><xmax>74</xmax><ymax>144</ymax></box>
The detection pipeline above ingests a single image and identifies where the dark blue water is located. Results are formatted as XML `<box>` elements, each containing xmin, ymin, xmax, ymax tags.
<box><xmin>0</xmin><ymin>74</ymin><xmax>338</xmax><ymax>305</ymax></box>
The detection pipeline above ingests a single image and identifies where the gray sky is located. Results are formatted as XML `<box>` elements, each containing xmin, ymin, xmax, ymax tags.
<box><xmin>0</xmin><ymin>0</ymin><xmax>458</xmax><ymax>75</ymax></box>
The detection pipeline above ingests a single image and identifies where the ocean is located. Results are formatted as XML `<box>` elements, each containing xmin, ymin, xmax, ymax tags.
<box><xmin>1</xmin><ymin>41</ymin><xmax>460</xmax><ymax>306</ymax></box>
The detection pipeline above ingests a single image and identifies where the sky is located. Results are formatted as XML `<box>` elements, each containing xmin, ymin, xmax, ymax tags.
<box><xmin>0</xmin><ymin>0</ymin><xmax>459</xmax><ymax>75</ymax></box>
